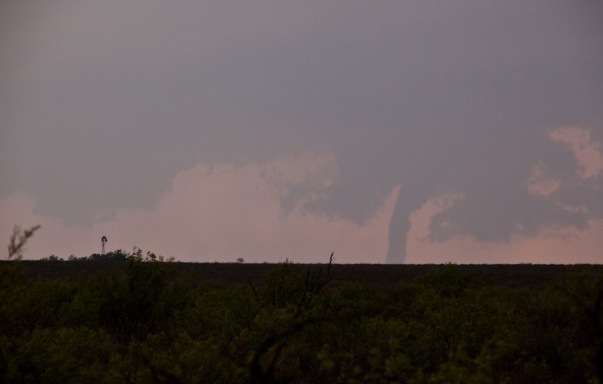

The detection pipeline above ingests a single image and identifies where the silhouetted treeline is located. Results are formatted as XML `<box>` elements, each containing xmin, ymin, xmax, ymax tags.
<box><xmin>40</xmin><ymin>249</ymin><xmax>129</xmax><ymax>262</ymax></box>
<box><xmin>12</xmin><ymin>256</ymin><xmax>603</xmax><ymax>287</ymax></box>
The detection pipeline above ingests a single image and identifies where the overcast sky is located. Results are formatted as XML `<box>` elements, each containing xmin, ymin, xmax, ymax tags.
<box><xmin>1</xmin><ymin>1</ymin><xmax>602</xmax><ymax>263</ymax></box>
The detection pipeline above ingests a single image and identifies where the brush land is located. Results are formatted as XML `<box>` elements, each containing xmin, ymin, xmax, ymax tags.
<box><xmin>1</xmin><ymin>252</ymin><xmax>602</xmax><ymax>383</ymax></box>
<box><xmin>12</xmin><ymin>257</ymin><xmax>601</xmax><ymax>287</ymax></box>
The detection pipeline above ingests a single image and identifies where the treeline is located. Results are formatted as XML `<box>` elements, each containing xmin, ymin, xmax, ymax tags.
<box><xmin>1</xmin><ymin>247</ymin><xmax>602</xmax><ymax>383</ymax></box>
<box><xmin>41</xmin><ymin>250</ymin><xmax>131</xmax><ymax>262</ymax></box>
<box><xmin>16</xmin><ymin>258</ymin><xmax>599</xmax><ymax>288</ymax></box>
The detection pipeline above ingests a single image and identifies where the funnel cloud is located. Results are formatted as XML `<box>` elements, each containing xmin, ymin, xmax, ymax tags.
<box><xmin>1</xmin><ymin>1</ymin><xmax>602</xmax><ymax>262</ymax></box>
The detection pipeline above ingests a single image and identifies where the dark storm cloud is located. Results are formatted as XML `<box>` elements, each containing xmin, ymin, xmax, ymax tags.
<box><xmin>1</xmin><ymin>1</ymin><xmax>602</xmax><ymax>261</ymax></box>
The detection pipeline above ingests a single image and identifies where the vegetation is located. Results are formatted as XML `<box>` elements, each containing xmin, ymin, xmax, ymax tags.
<box><xmin>1</xmin><ymin>226</ymin><xmax>602</xmax><ymax>383</ymax></box>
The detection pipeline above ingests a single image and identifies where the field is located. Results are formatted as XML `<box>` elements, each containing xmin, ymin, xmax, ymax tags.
<box><xmin>13</xmin><ymin>259</ymin><xmax>599</xmax><ymax>287</ymax></box>
<box><xmin>1</xmin><ymin>254</ymin><xmax>602</xmax><ymax>383</ymax></box>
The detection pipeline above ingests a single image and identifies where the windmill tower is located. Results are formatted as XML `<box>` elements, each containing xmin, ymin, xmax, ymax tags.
<box><xmin>101</xmin><ymin>236</ymin><xmax>108</xmax><ymax>255</ymax></box>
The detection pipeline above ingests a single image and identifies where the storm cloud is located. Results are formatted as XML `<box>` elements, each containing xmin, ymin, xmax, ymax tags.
<box><xmin>1</xmin><ymin>1</ymin><xmax>602</xmax><ymax>262</ymax></box>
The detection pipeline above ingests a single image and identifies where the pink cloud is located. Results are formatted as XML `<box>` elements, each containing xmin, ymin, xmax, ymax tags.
<box><xmin>0</xmin><ymin>153</ymin><xmax>395</xmax><ymax>263</ymax></box>
<box><xmin>0</xmin><ymin>192</ymin><xmax>101</xmax><ymax>258</ymax></box>
<box><xmin>550</xmin><ymin>126</ymin><xmax>603</xmax><ymax>180</ymax></box>
<box><xmin>2</xmin><ymin>148</ymin><xmax>601</xmax><ymax>264</ymax></box>
<box><xmin>526</xmin><ymin>160</ymin><xmax>561</xmax><ymax>197</ymax></box>
<box><xmin>405</xmin><ymin>192</ymin><xmax>603</xmax><ymax>264</ymax></box>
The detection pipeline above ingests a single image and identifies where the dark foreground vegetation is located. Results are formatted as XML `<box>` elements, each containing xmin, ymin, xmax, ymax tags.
<box><xmin>16</xmin><ymin>254</ymin><xmax>600</xmax><ymax>288</ymax></box>
<box><xmin>1</xmin><ymin>229</ymin><xmax>603</xmax><ymax>383</ymax></box>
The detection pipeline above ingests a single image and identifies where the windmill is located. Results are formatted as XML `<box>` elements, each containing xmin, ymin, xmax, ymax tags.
<box><xmin>101</xmin><ymin>236</ymin><xmax>108</xmax><ymax>255</ymax></box>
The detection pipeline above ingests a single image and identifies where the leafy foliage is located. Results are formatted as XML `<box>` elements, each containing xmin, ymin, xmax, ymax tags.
<box><xmin>7</xmin><ymin>225</ymin><xmax>41</xmax><ymax>261</ymax></box>
<box><xmin>1</xmin><ymin>232</ymin><xmax>602</xmax><ymax>383</ymax></box>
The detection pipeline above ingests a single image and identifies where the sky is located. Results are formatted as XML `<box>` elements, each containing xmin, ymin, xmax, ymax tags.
<box><xmin>1</xmin><ymin>1</ymin><xmax>602</xmax><ymax>264</ymax></box>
